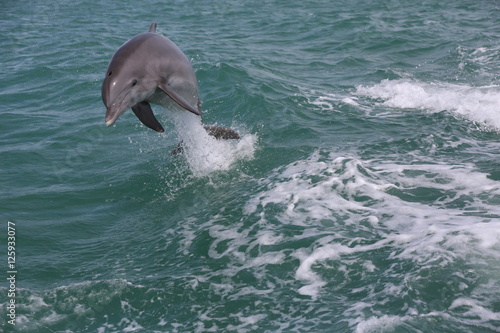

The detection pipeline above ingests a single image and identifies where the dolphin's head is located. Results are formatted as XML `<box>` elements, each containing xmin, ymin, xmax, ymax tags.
<box><xmin>102</xmin><ymin>34</ymin><xmax>158</xmax><ymax>126</ymax></box>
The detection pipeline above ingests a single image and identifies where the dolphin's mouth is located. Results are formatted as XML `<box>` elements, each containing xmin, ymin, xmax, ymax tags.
<box><xmin>105</xmin><ymin>115</ymin><xmax>117</xmax><ymax>126</ymax></box>
<box><xmin>105</xmin><ymin>107</ymin><xmax>125</xmax><ymax>126</ymax></box>
<box><xmin>105</xmin><ymin>89</ymin><xmax>132</xmax><ymax>126</ymax></box>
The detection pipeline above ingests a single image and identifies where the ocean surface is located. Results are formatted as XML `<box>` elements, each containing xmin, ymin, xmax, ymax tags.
<box><xmin>1</xmin><ymin>0</ymin><xmax>500</xmax><ymax>332</ymax></box>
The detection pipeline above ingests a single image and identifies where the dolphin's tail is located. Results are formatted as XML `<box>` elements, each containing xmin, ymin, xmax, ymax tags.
<box><xmin>171</xmin><ymin>125</ymin><xmax>240</xmax><ymax>155</ymax></box>
<box><xmin>203</xmin><ymin>125</ymin><xmax>240</xmax><ymax>140</ymax></box>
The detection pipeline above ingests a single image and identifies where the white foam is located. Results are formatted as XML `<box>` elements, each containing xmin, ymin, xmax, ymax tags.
<box><xmin>245</xmin><ymin>152</ymin><xmax>390</xmax><ymax>225</ymax></box>
<box><xmin>301</xmin><ymin>88</ymin><xmax>362</xmax><ymax>112</ymax></box>
<box><xmin>245</xmin><ymin>151</ymin><xmax>500</xmax><ymax>302</ymax></box>
<box><xmin>257</xmin><ymin>231</ymin><xmax>283</xmax><ymax>246</ymax></box>
<box><xmin>119</xmin><ymin>318</ymin><xmax>144</xmax><ymax>332</ymax></box>
<box><xmin>355</xmin><ymin>315</ymin><xmax>405</xmax><ymax>333</ymax></box>
<box><xmin>151</xmin><ymin>146</ymin><xmax>500</xmax><ymax>330</ymax></box>
<box><xmin>308</xmin><ymin>93</ymin><xmax>340</xmax><ymax>111</ymax></box>
<box><xmin>449</xmin><ymin>297</ymin><xmax>500</xmax><ymax>322</ymax></box>
<box><xmin>9</xmin><ymin>279</ymin><xmax>138</xmax><ymax>332</ymax></box>
<box><xmin>356</xmin><ymin>79</ymin><xmax>500</xmax><ymax>130</ymax></box>
<box><xmin>238</xmin><ymin>313</ymin><xmax>267</xmax><ymax>325</ymax></box>
<box><xmin>171</xmin><ymin>111</ymin><xmax>257</xmax><ymax>176</ymax></box>
<box><xmin>457</xmin><ymin>45</ymin><xmax>500</xmax><ymax>76</ymax></box>
<box><xmin>294</xmin><ymin>244</ymin><xmax>343</xmax><ymax>297</ymax></box>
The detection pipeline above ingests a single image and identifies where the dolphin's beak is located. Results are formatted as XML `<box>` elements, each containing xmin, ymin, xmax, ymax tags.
<box><xmin>105</xmin><ymin>113</ymin><xmax>117</xmax><ymax>126</ymax></box>
<box><xmin>104</xmin><ymin>88</ymin><xmax>130</xmax><ymax>126</ymax></box>
<box><xmin>105</xmin><ymin>104</ymin><xmax>126</xmax><ymax>126</ymax></box>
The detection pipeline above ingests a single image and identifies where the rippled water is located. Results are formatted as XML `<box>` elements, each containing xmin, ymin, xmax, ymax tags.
<box><xmin>1</xmin><ymin>0</ymin><xmax>500</xmax><ymax>332</ymax></box>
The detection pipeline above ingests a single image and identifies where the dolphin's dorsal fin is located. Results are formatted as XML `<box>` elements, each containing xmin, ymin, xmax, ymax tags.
<box><xmin>149</xmin><ymin>22</ymin><xmax>157</xmax><ymax>33</ymax></box>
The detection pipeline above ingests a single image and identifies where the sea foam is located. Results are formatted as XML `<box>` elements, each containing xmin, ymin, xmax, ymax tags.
<box><xmin>245</xmin><ymin>150</ymin><xmax>500</xmax><ymax>302</ymax></box>
<box><xmin>356</xmin><ymin>79</ymin><xmax>500</xmax><ymax>130</ymax></box>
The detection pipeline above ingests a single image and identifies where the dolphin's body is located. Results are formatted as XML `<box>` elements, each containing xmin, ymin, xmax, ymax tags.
<box><xmin>102</xmin><ymin>23</ymin><xmax>239</xmax><ymax>139</ymax></box>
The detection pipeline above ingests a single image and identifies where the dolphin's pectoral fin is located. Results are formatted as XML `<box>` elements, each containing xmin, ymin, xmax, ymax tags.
<box><xmin>149</xmin><ymin>22</ymin><xmax>157</xmax><ymax>33</ymax></box>
<box><xmin>203</xmin><ymin>125</ymin><xmax>240</xmax><ymax>140</ymax></box>
<box><xmin>131</xmin><ymin>101</ymin><xmax>165</xmax><ymax>132</ymax></box>
<box><xmin>158</xmin><ymin>82</ymin><xmax>201</xmax><ymax>116</ymax></box>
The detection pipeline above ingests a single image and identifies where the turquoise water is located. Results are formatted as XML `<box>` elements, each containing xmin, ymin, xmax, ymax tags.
<box><xmin>1</xmin><ymin>0</ymin><xmax>500</xmax><ymax>332</ymax></box>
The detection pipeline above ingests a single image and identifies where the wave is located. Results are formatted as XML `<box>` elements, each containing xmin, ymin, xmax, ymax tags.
<box><xmin>356</xmin><ymin>79</ymin><xmax>500</xmax><ymax>130</ymax></box>
<box><xmin>244</xmin><ymin>150</ymin><xmax>500</xmax><ymax>330</ymax></box>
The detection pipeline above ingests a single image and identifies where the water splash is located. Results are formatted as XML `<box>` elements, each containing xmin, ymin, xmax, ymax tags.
<box><xmin>170</xmin><ymin>111</ymin><xmax>257</xmax><ymax>176</ymax></box>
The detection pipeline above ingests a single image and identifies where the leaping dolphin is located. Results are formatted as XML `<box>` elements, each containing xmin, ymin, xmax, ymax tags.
<box><xmin>102</xmin><ymin>22</ymin><xmax>239</xmax><ymax>140</ymax></box>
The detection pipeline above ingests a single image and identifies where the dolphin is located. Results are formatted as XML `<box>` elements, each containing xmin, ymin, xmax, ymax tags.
<box><xmin>102</xmin><ymin>22</ymin><xmax>239</xmax><ymax>140</ymax></box>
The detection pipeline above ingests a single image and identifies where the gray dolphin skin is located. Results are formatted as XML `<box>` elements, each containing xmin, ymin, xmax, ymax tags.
<box><xmin>102</xmin><ymin>22</ymin><xmax>239</xmax><ymax>139</ymax></box>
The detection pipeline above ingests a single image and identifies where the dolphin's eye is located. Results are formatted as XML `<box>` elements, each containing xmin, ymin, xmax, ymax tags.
<box><xmin>131</xmin><ymin>79</ymin><xmax>137</xmax><ymax>87</ymax></box>
<box><xmin>107</xmin><ymin>71</ymin><xmax>112</xmax><ymax>76</ymax></box>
